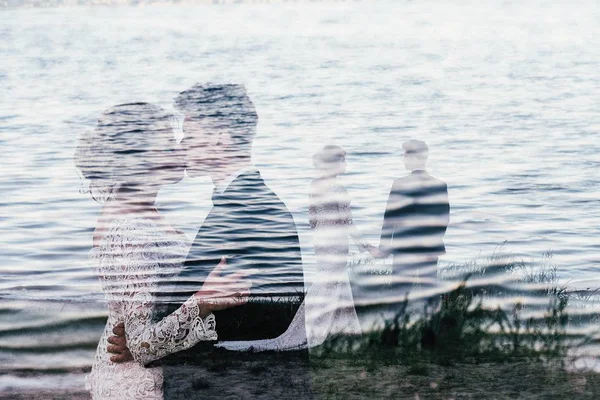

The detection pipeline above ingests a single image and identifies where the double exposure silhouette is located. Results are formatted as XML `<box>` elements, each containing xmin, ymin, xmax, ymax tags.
<box><xmin>75</xmin><ymin>103</ymin><xmax>252</xmax><ymax>400</ymax></box>
<box><xmin>98</xmin><ymin>85</ymin><xmax>312</xmax><ymax>399</ymax></box>
<box><xmin>376</xmin><ymin>139</ymin><xmax>450</xmax><ymax>312</ymax></box>
<box><xmin>78</xmin><ymin>95</ymin><xmax>450</xmax><ymax>400</ymax></box>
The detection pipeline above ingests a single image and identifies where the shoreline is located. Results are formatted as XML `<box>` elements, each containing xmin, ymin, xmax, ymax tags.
<box><xmin>2</xmin><ymin>358</ymin><xmax>600</xmax><ymax>399</ymax></box>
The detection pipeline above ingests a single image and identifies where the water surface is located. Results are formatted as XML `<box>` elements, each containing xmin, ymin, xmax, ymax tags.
<box><xmin>1</xmin><ymin>0</ymin><xmax>599</xmax><ymax>395</ymax></box>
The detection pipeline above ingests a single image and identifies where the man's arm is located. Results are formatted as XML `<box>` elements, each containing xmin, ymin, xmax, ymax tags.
<box><xmin>378</xmin><ymin>182</ymin><xmax>412</xmax><ymax>258</ymax></box>
<box><xmin>378</xmin><ymin>187</ymin><xmax>395</xmax><ymax>258</ymax></box>
<box><xmin>441</xmin><ymin>183</ymin><xmax>450</xmax><ymax>234</ymax></box>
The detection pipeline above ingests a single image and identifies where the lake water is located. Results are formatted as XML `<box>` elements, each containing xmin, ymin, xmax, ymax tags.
<box><xmin>1</xmin><ymin>0</ymin><xmax>600</xmax><ymax>396</ymax></box>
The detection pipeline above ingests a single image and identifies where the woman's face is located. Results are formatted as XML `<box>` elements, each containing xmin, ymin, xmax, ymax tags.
<box><xmin>145</xmin><ymin>121</ymin><xmax>186</xmax><ymax>186</ymax></box>
<box><xmin>321</xmin><ymin>158</ymin><xmax>346</xmax><ymax>177</ymax></box>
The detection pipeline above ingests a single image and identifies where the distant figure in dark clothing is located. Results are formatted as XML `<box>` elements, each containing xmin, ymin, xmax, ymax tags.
<box><xmin>377</xmin><ymin>139</ymin><xmax>450</xmax><ymax>306</ymax></box>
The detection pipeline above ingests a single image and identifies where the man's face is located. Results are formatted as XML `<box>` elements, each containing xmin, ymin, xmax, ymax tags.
<box><xmin>181</xmin><ymin>115</ymin><xmax>223</xmax><ymax>178</ymax></box>
<box><xmin>403</xmin><ymin>152</ymin><xmax>427</xmax><ymax>171</ymax></box>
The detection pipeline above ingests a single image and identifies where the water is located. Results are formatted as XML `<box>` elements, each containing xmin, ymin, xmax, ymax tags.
<box><xmin>1</xmin><ymin>0</ymin><xmax>600</xmax><ymax>396</ymax></box>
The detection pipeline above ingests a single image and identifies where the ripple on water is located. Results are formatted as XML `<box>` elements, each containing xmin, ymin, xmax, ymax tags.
<box><xmin>2</xmin><ymin>1</ymin><xmax>600</xmax><ymax>392</ymax></box>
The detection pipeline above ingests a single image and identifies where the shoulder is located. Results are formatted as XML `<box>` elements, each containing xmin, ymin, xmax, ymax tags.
<box><xmin>310</xmin><ymin>179</ymin><xmax>346</xmax><ymax>193</ymax></box>
<box><xmin>94</xmin><ymin>217</ymin><xmax>171</xmax><ymax>248</ymax></box>
<box><xmin>427</xmin><ymin>175</ymin><xmax>448</xmax><ymax>191</ymax></box>
<box><xmin>250</xmin><ymin>184</ymin><xmax>299</xmax><ymax>234</ymax></box>
<box><xmin>113</xmin><ymin>217</ymin><xmax>162</xmax><ymax>235</ymax></box>
<box><xmin>393</xmin><ymin>174</ymin><xmax>412</xmax><ymax>185</ymax></box>
<box><xmin>333</xmin><ymin>182</ymin><xmax>348</xmax><ymax>193</ymax></box>
<box><xmin>91</xmin><ymin>217</ymin><xmax>188</xmax><ymax>263</ymax></box>
<box><xmin>390</xmin><ymin>176</ymin><xmax>411</xmax><ymax>191</ymax></box>
<box><xmin>253</xmin><ymin>179</ymin><xmax>293</xmax><ymax>210</ymax></box>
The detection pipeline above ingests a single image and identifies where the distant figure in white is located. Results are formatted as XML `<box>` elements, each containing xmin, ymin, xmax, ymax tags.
<box><xmin>76</xmin><ymin>103</ymin><xmax>252</xmax><ymax>400</ymax></box>
<box><xmin>216</xmin><ymin>145</ymin><xmax>375</xmax><ymax>352</ymax></box>
<box><xmin>307</xmin><ymin>145</ymin><xmax>377</xmax><ymax>345</ymax></box>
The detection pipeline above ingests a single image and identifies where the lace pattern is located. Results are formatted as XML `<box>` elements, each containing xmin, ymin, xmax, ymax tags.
<box><xmin>309</xmin><ymin>180</ymin><xmax>369</xmax><ymax>252</ymax></box>
<box><xmin>86</xmin><ymin>217</ymin><xmax>216</xmax><ymax>400</ymax></box>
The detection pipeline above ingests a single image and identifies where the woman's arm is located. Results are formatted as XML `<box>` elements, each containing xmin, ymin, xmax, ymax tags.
<box><xmin>120</xmin><ymin>285</ymin><xmax>217</xmax><ymax>366</ymax></box>
<box><xmin>101</xmin><ymin>220</ymin><xmax>252</xmax><ymax>366</ymax></box>
<box><xmin>99</xmin><ymin>219</ymin><xmax>216</xmax><ymax>366</ymax></box>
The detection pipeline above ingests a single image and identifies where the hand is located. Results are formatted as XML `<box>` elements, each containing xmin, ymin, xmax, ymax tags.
<box><xmin>369</xmin><ymin>247</ymin><xmax>389</xmax><ymax>259</ymax></box>
<box><xmin>107</xmin><ymin>322</ymin><xmax>133</xmax><ymax>363</ymax></box>
<box><xmin>194</xmin><ymin>257</ymin><xmax>255</xmax><ymax>313</ymax></box>
<box><xmin>364</xmin><ymin>244</ymin><xmax>377</xmax><ymax>256</ymax></box>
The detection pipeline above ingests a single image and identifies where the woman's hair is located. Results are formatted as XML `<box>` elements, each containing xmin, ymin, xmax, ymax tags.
<box><xmin>75</xmin><ymin>103</ymin><xmax>174</xmax><ymax>203</ymax></box>
<box><xmin>312</xmin><ymin>145</ymin><xmax>346</xmax><ymax>171</ymax></box>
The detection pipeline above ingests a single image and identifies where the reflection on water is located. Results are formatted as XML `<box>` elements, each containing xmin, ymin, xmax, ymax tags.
<box><xmin>1</xmin><ymin>0</ymin><xmax>600</xmax><ymax>397</ymax></box>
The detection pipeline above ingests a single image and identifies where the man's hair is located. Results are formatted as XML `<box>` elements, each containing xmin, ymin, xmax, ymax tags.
<box><xmin>403</xmin><ymin>139</ymin><xmax>429</xmax><ymax>157</ymax></box>
<box><xmin>174</xmin><ymin>83</ymin><xmax>258</xmax><ymax>150</ymax></box>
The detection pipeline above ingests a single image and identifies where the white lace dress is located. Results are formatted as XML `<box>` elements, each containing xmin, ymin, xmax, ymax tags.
<box><xmin>305</xmin><ymin>180</ymin><xmax>366</xmax><ymax>346</ymax></box>
<box><xmin>86</xmin><ymin>217</ymin><xmax>217</xmax><ymax>400</ymax></box>
<box><xmin>216</xmin><ymin>179</ymin><xmax>366</xmax><ymax>352</ymax></box>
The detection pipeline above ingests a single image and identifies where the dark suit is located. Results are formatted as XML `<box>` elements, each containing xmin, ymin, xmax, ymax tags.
<box><xmin>378</xmin><ymin>170</ymin><xmax>450</xmax><ymax>306</ymax></box>
<box><xmin>156</xmin><ymin>169</ymin><xmax>311</xmax><ymax>399</ymax></box>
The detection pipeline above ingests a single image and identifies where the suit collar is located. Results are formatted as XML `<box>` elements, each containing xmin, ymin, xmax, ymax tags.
<box><xmin>215</xmin><ymin>165</ymin><xmax>259</xmax><ymax>195</ymax></box>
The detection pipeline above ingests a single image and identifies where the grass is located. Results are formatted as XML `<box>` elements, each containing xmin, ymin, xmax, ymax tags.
<box><xmin>307</xmin><ymin>247</ymin><xmax>600</xmax><ymax>398</ymax></box>
<box><xmin>7</xmin><ymin>250</ymin><xmax>600</xmax><ymax>399</ymax></box>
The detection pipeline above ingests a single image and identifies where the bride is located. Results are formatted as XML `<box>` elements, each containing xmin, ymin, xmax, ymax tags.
<box><xmin>76</xmin><ymin>103</ymin><xmax>252</xmax><ymax>400</ymax></box>
<box><xmin>217</xmin><ymin>145</ymin><xmax>375</xmax><ymax>352</ymax></box>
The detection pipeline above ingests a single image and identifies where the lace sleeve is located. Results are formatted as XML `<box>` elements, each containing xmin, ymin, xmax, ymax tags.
<box><xmin>98</xmin><ymin>218</ymin><xmax>217</xmax><ymax>366</ymax></box>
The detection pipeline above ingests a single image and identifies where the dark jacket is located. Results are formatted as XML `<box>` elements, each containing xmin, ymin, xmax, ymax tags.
<box><xmin>379</xmin><ymin>170</ymin><xmax>450</xmax><ymax>259</ymax></box>
<box><xmin>156</xmin><ymin>169</ymin><xmax>310</xmax><ymax>399</ymax></box>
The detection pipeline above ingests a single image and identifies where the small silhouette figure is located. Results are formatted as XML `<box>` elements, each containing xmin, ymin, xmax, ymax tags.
<box><xmin>377</xmin><ymin>139</ymin><xmax>450</xmax><ymax>310</ymax></box>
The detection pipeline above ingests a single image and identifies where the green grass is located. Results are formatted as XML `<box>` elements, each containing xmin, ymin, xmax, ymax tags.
<box><xmin>309</xmin><ymin>248</ymin><xmax>600</xmax><ymax>398</ymax></box>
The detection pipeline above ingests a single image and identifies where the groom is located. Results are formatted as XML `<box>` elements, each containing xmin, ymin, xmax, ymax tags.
<box><xmin>376</xmin><ymin>139</ymin><xmax>450</xmax><ymax>310</ymax></box>
<box><xmin>169</xmin><ymin>83</ymin><xmax>306</xmax><ymax>342</ymax></box>
<box><xmin>108</xmin><ymin>84</ymin><xmax>311</xmax><ymax>398</ymax></box>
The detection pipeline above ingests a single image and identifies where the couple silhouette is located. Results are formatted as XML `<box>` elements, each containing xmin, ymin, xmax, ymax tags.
<box><xmin>308</xmin><ymin>141</ymin><xmax>450</xmax><ymax>330</ymax></box>
<box><xmin>76</xmin><ymin>83</ymin><xmax>449</xmax><ymax>400</ymax></box>
<box><xmin>77</xmin><ymin>84</ymin><xmax>309</xmax><ymax>399</ymax></box>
